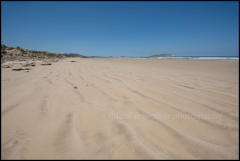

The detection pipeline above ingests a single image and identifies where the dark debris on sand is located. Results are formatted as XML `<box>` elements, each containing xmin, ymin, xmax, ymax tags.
<box><xmin>22</xmin><ymin>62</ymin><xmax>36</xmax><ymax>67</ymax></box>
<box><xmin>41</xmin><ymin>62</ymin><xmax>52</xmax><ymax>66</ymax></box>
<box><xmin>12</xmin><ymin>68</ymin><xmax>31</xmax><ymax>71</ymax></box>
<box><xmin>74</xmin><ymin>86</ymin><xmax>78</xmax><ymax>89</ymax></box>
<box><xmin>2</xmin><ymin>65</ymin><xmax>11</xmax><ymax>68</ymax></box>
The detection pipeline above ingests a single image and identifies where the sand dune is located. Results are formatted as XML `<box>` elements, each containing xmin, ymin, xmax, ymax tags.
<box><xmin>1</xmin><ymin>58</ymin><xmax>239</xmax><ymax>159</ymax></box>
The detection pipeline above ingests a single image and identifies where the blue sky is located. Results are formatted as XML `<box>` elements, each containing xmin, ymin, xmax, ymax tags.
<box><xmin>1</xmin><ymin>1</ymin><xmax>239</xmax><ymax>57</ymax></box>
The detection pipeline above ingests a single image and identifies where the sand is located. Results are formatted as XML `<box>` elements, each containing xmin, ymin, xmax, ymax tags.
<box><xmin>1</xmin><ymin>58</ymin><xmax>239</xmax><ymax>159</ymax></box>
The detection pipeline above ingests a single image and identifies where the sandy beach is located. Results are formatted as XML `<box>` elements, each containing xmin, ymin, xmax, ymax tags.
<box><xmin>1</xmin><ymin>58</ymin><xmax>239</xmax><ymax>159</ymax></box>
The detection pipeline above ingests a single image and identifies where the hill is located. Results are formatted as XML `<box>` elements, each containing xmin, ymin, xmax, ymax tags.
<box><xmin>150</xmin><ymin>53</ymin><xmax>175</xmax><ymax>57</ymax></box>
<box><xmin>1</xmin><ymin>45</ymin><xmax>88</xmax><ymax>63</ymax></box>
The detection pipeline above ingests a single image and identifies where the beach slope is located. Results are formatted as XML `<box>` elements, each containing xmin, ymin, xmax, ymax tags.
<box><xmin>1</xmin><ymin>58</ymin><xmax>239</xmax><ymax>159</ymax></box>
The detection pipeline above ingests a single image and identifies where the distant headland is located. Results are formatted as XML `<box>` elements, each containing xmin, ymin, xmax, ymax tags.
<box><xmin>149</xmin><ymin>53</ymin><xmax>175</xmax><ymax>57</ymax></box>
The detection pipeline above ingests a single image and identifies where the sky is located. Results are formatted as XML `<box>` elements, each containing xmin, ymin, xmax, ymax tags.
<box><xmin>1</xmin><ymin>1</ymin><xmax>239</xmax><ymax>57</ymax></box>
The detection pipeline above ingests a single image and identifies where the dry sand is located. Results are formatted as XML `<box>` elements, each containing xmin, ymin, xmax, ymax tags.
<box><xmin>1</xmin><ymin>58</ymin><xmax>239</xmax><ymax>159</ymax></box>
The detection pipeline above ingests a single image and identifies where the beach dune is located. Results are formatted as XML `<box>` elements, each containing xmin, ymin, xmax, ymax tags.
<box><xmin>1</xmin><ymin>58</ymin><xmax>239</xmax><ymax>159</ymax></box>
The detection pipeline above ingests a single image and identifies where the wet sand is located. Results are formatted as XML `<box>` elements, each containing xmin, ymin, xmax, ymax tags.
<box><xmin>1</xmin><ymin>58</ymin><xmax>239</xmax><ymax>159</ymax></box>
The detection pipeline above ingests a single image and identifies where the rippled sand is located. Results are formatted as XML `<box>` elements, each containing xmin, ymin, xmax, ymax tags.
<box><xmin>1</xmin><ymin>58</ymin><xmax>239</xmax><ymax>159</ymax></box>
